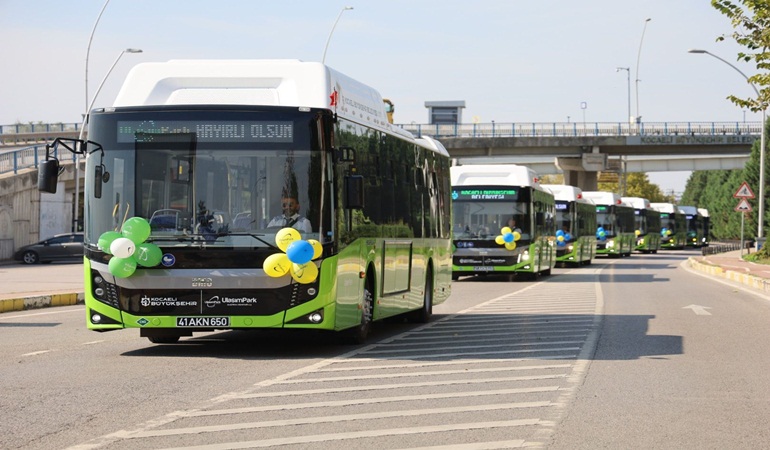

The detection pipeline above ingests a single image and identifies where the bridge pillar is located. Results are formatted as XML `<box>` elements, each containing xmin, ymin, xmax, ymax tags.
<box><xmin>562</xmin><ymin>170</ymin><xmax>598</xmax><ymax>191</ymax></box>
<box><xmin>555</xmin><ymin>152</ymin><xmax>605</xmax><ymax>192</ymax></box>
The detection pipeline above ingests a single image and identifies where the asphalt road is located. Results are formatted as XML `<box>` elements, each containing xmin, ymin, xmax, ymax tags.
<box><xmin>2</xmin><ymin>249</ymin><xmax>770</xmax><ymax>449</ymax></box>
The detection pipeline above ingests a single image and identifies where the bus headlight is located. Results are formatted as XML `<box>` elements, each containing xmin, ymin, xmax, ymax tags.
<box><xmin>607</xmin><ymin>240</ymin><xmax>615</xmax><ymax>248</ymax></box>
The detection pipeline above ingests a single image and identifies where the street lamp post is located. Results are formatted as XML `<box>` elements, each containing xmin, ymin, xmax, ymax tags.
<box><xmin>635</xmin><ymin>18</ymin><xmax>652</xmax><ymax>124</ymax></box>
<box><xmin>617</xmin><ymin>67</ymin><xmax>631</xmax><ymax>195</ymax></box>
<box><xmin>322</xmin><ymin>6</ymin><xmax>353</xmax><ymax>64</ymax></box>
<box><xmin>688</xmin><ymin>48</ymin><xmax>766</xmax><ymax>240</ymax></box>
<box><xmin>75</xmin><ymin>48</ymin><xmax>142</xmax><ymax>229</ymax></box>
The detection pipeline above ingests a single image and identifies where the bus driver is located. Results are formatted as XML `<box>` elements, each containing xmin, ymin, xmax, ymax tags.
<box><xmin>267</xmin><ymin>195</ymin><xmax>312</xmax><ymax>233</ymax></box>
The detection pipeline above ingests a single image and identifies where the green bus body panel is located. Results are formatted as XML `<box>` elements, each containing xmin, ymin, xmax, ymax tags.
<box><xmin>635</xmin><ymin>233</ymin><xmax>662</xmax><ymax>253</ymax></box>
<box><xmin>595</xmin><ymin>232</ymin><xmax>635</xmax><ymax>256</ymax></box>
<box><xmin>84</xmin><ymin>238</ymin><xmax>451</xmax><ymax>333</ymax></box>
<box><xmin>556</xmin><ymin>235</ymin><xmax>597</xmax><ymax>264</ymax></box>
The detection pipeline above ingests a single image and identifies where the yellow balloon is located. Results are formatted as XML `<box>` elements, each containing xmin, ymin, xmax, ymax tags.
<box><xmin>513</xmin><ymin>231</ymin><xmax>521</xmax><ymax>241</ymax></box>
<box><xmin>308</xmin><ymin>239</ymin><xmax>323</xmax><ymax>260</ymax></box>
<box><xmin>291</xmin><ymin>262</ymin><xmax>319</xmax><ymax>284</ymax></box>
<box><xmin>501</xmin><ymin>226</ymin><xmax>512</xmax><ymax>235</ymax></box>
<box><xmin>495</xmin><ymin>235</ymin><xmax>505</xmax><ymax>245</ymax></box>
<box><xmin>635</xmin><ymin>229</ymin><xmax>641</xmax><ymax>236</ymax></box>
<box><xmin>557</xmin><ymin>235</ymin><xmax>564</xmax><ymax>242</ymax></box>
<box><xmin>275</xmin><ymin>227</ymin><xmax>301</xmax><ymax>252</ymax></box>
<box><xmin>263</xmin><ymin>253</ymin><xmax>291</xmax><ymax>277</ymax></box>
<box><xmin>505</xmin><ymin>242</ymin><xmax>517</xmax><ymax>250</ymax></box>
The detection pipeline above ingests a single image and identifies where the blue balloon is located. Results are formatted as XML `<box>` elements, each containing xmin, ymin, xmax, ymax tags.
<box><xmin>597</xmin><ymin>227</ymin><xmax>605</xmax><ymax>233</ymax></box>
<box><xmin>660</xmin><ymin>227</ymin><xmax>668</xmax><ymax>237</ymax></box>
<box><xmin>556</xmin><ymin>230</ymin><xmax>564</xmax><ymax>237</ymax></box>
<box><xmin>286</xmin><ymin>240</ymin><xmax>314</xmax><ymax>265</ymax></box>
<box><xmin>503</xmin><ymin>233</ymin><xmax>514</xmax><ymax>243</ymax></box>
<box><xmin>564</xmin><ymin>233</ymin><xmax>572</xmax><ymax>241</ymax></box>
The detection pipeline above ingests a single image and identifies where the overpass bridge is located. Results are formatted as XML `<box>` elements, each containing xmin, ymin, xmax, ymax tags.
<box><xmin>399</xmin><ymin>121</ymin><xmax>759</xmax><ymax>190</ymax></box>
<box><xmin>0</xmin><ymin>120</ymin><xmax>761</xmax><ymax>260</ymax></box>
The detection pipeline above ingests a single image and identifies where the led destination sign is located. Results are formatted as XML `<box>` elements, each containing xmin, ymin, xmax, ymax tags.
<box><xmin>453</xmin><ymin>189</ymin><xmax>518</xmax><ymax>201</ymax></box>
<box><xmin>117</xmin><ymin>120</ymin><xmax>294</xmax><ymax>143</ymax></box>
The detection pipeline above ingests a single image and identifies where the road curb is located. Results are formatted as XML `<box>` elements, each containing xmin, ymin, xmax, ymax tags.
<box><xmin>687</xmin><ymin>257</ymin><xmax>770</xmax><ymax>293</ymax></box>
<box><xmin>0</xmin><ymin>292</ymin><xmax>84</xmax><ymax>313</ymax></box>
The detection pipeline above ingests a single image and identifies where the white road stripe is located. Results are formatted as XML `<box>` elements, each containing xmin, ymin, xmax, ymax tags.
<box><xmin>313</xmin><ymin>355</ymin><xmax>573</xmax><ymax>372</ymax></box>
<box><xmin>363</xmin><ymin>340</ymin><xmax>585</xmax><ymax>355</ymax></box>
<box><xmin>158</xmin><ymin>419</ymin><xmax>543</xmax><ymax>450</ymax></box>
<box><xmin>120</xmin><ymin>402</ymin><xmax>552</xmax><ymax>439</ymax></box>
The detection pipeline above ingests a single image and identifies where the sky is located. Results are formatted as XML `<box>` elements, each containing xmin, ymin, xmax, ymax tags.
<box><xmin>0</xmin><ymin>0</ymin><xmax>760</xmax><ymax>194</ymax></box>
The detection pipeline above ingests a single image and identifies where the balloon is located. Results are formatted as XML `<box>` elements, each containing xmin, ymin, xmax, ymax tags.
<box><xmin>557</xmin><ymin>235</ymin><xmax>565</xmax><ymax>242</ymax></box>
<box><xmin>503</xmin><ymin>233</ymin><xmax>514</xmax><ymax>243</ymax></box>
<box><xmin>556</xmin><ymin>230</ymin><xmax>564</xmax><ymax>237</ymax></box>
<box><xmin>263</xmin><ymin>253</ymin><xmax>291</xmax><ymax>277</ymax></box>
<box><xmin>564</xmin><ymin>233</ymin><xmax>572</xmax><ymax>241</ymax></box>
<box><xmin>495</xmin><ymin>235</ymin><xmax>505</xmax><ymax>245</ymax></box>
<box><xmin>666</xmin><ymin>229</ymin><xmax>672</xmax><ymax>236</ymax></box>
<box><xmin>286</xmin><ymin>240</ymin><xmax>314</xmax><ymax>265</ymax></box>
<box><xmin>635</xmin><ymin>229</ymin><xmax>641</xmax><ymax>236</ymax></box>
<box><xmin>133</xmin><ymin>243</ymin><xmax>163</xmax><ymax>267</ymax></box>
<box><xmin>108</xmin><ymin>256</ymin><xmax>137</xmax><ymax>278</ymax></box>
<box><xmin>97</xmin><ymin>231</ymin><xmax>122</xmax><ymax>254</ymax></box>
<box><xmin>660</xmin><ymin>228</ymin><xmax>668</xmax><ymax>236</ymax></box>
<box><xmin>110</xmin><ymin>237</ymin><xmax>136</xmax><ymax>258</ymax></box>
<box><xmin>291</xmin><ymin>262</ymin><xmax>319</xmax><ymax>284</ymax></box>
<box><xmin>504</xmin><ymin>242</ymin><xmax>517</xmax><ymax>250</ymax></box>
<box><xmin>275</xmin><ymin>228</ymin><xmax>301</xmax><ymax>252</ymax></box>
<box><xmin>122</xmin><ymin>217</ymin><xmax>151</xmax><ymax>244</ymax></box>
<box><xmin>598</xmin><ymin>227</ymin><xmax>605</xmax><ymax>233</ymax></box>
<box><xmin>308</xmin><ymin>239</ymin><xmax>323</xmax><ymax>260</ymax></box>
<box><xmin>513</xmin><ymin>231</ymin><xmax>521</xmax><ymax>241</ymax></box>
<box><xmin>501</xmin><ymin>227</ymin><xmax>512</xmax><ymax>235</ymax></box>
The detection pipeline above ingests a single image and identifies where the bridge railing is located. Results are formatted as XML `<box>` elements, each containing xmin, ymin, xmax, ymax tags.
<box><xmin>399</xmin><ymin>121</ymin><xmax>762</xmax><ymax>138</ymax></box>
<box><xmin>0</xmin><ymin>144</ymin><xmax>76</xmax><ymax>176</ymax></box>
<box><xmin>0</xmin><ymin>123</ymin><xmax>81</xmax><ymax>134</ymax></box>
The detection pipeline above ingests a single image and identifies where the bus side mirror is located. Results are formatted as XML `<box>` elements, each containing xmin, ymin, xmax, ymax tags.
<box><xmin>38</xmin><ymin>159</ymin><xmax>60</xmax><ymax>193</ymax></box>
<box><xmin>345</xmin><ymin>175</ymin><xmax>364</xmax><ymax>209</ymax></box>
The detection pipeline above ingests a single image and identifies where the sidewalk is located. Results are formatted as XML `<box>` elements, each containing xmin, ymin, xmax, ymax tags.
<box><xmin>687</xmin><ymin>249</ymin><xmax>770</xmax><ymax>295</ymax></box>
<box><xmin>0</xmin><ymin>262</ymin><xmax>84</xmax><ymax>313</ymax></box>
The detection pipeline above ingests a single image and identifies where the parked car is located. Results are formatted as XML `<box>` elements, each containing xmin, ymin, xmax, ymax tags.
<box><xmin>13</xmin><ymin>233</ymin><xmax>84</xmax><ymax>264</ymax></box>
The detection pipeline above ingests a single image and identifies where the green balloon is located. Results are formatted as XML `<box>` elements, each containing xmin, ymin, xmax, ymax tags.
<box><xmin>108</xmin><ymin>256</ymin><xmax>137</xmax><ymax>278</ymax></box>
<box><xmin>133</xmin><ymin>243</ymin><xmax>163</xmax><ymax>267</ymax></box>
<box><xmin>122</xmin><ymin>217</ymin><xmax>151</xmax><ymax>244</ymax></box>
<box><xmin>97</xmin><ymin>231</ymin><xmax>122</xmax><ymax>254</ymax></box>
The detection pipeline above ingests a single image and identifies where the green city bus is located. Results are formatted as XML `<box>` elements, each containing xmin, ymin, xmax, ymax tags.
<box><xmin>543</xmin><ymin>184</ymin><xmax>596</xmax><ymax>266</ymax></box>
<box><xmin>451</xmin><ymin>164</ymin><xmax>556</xmax><ymax>280</ymax></box>
<box><xmin>582</xmin><ymin>191</ymin><xmax>635</xmax><ymax>257</ymax></box>
<box><xmin>38</xmin><ymin>60</ymin><xmax>452</xmax><ymax>344</ymax></box>
<box><xmin>622</xmin><ymin>197</ymin><xmax>661</xmax><ymax>253</ymax></box>
<box><xmin>679</xmin><ymin>205</ymin><xmax>705</xmax><ymax>248</ymax></box>
<box><xmin>651</xmin><ymin>203</ymin><xmax>687</xmax><ymax>250</ymax></box>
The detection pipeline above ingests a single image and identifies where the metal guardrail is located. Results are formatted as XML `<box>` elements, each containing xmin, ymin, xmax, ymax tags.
<box><xmin>0</xmin><ymin>144</ymin><xmax>77</xmax><ymax>176</ymax></box>
<box><xmin>399</xmin><ymin>121</ymin><xmax>762</xmax><ymax>138</ymax></box>
<box><xmin>0</xmin><ymin>123</ymin><xmax>81</xmax><ymax>134</ymax></box>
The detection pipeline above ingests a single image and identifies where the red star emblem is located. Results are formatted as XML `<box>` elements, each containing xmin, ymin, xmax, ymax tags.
<box><xmin>329</xmin><ymin>90</ymin><xmax>338</xmax><ymax>107</ymax></box>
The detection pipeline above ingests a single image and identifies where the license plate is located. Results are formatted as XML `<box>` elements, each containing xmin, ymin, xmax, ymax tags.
<box><xmin>176</xmin><ymin>317</ymin><xmax>230</xmax><ymax>327</ymax></box>
<box><xmin>473</xmin><ymin>266</ymin><xmax>494</xmax><ymax>271</ymax></box>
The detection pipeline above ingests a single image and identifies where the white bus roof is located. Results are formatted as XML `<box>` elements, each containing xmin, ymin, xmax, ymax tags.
<box><xmin>678</xmin><ymin>205</ymin><xmax>698</xmax><ymax>215</ymax></box>
<box><xmin>542</xmin><ymin>184</ymin><xmax>593</xmax><ymax>204</ymax></box>
<box><xmin>697</xmin><ymin>208</ymin><xmax>710</xmax><ymax>217</ymax></box>
<box><xmin>112</xmin><ymin>59</ymin><xmax>398</xmax><ymax>136</ymax></box>
<box><xmin>582</xmin><ymin>191</ymin><xmax>622</xmax><ymax>206</ymax></box>
<box><xmin>450</xmin><ymin>164</ymin><xmax>543</xmax><ymax>189</ymax></box>
<box><xmin>621</xmin><ymin>197</ymin><xmax>652</xmax><ymax>210</ymax></box>
<box><xmin>650</xmin><ymin>202</ymin><xmax>678</xmax><ymax>213</ymax></box>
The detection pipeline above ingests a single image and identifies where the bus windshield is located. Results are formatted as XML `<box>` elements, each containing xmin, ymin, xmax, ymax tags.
<box><xmin>452</xmin><ymin>200</ymin><xmax>531</xmax><ymax>240</ymax></box>
<box><xmin>86</xmin><ymin>108</ymin><xmax>327</xmax><ymax>252</ymax></box>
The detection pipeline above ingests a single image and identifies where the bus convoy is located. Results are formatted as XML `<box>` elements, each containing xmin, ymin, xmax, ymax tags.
<box><xmin>36</xmin><ymin>59</ymin><xmax>708</xmax><ymax>344</ymax></box>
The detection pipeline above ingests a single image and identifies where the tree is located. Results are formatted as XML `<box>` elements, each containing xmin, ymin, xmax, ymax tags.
<box><xmin>598</xmin><ymin>172</ymin><xmax>672</xmax><ymax>202</ymax></box>
<box><xmin>711</xmin><ymin>0</ymin><xmax>770</xmax><ymax>111</ymax></box>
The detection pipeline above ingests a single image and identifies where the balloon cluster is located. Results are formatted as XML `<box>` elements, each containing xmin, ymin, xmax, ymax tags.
<box><xmin>98</xmin><ymin>217</ymin><xmax>162</xmax><ymax>278</ymax></box>
<box><xmin>494</xmin><ymin>226</ymin><xmax>521</xmax><ymax>250</ymax></box>
<box><xmin>555</xmin><ymin>229</ymin><xmax>572</xmax><ymax>247</ymax></box>
<box><xmin>596</xmin><ymin>226</ymin><xmax>607</xmax><ymax>241</ymax></box>
<box><xmin>660</xmin><ymin>227</ymin><xmax>672</xmax><ymax>237</ymax></box>
<box><xmin>635</xmin><ymin>229</ymin><xmax>641</xmax><ymax>236</ymax></box>
<box><xmin>263</xmin><ymin>228</ymin><xmax>322</xmax><ymax>284</ymax></box>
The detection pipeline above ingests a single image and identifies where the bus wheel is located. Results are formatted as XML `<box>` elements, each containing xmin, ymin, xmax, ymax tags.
<box><xmin>147</xmin><ymin>336</ymin><xmax>180</xmax><ymax>344</ymax></box>
<box><xmin>410</xmin><ymin>266</ymin><xmax>433</xmax><ymax>323</ymax></box>
<box><xmin>342</xmin><ymin>277</ymin><xmax>374</xmax><ymax>344</ymax></box>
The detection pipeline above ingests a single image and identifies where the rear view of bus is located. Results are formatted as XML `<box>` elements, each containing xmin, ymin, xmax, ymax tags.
<box><xmin>582</xmin><ymin>191</ymin><xmax>635</xmax><ymax>257</ymax></box>
<box><xmin>542</xmin><ymin>184</ymin><xmax>596</xmax><ymax>266</ymax></box>
<box><xmin>450</xmin><ymin>165</ymin><xmax>556</xmax><ymax>280</ymax></box>
<box><xmin>622</xmin><ymin>197</ymin><xmax>661</xmax><ymax>253</ymax></box>
<box><xmin>679</xmin><ymin>205</ymin><xmax>704</xmax><ymax>247</ymax></box>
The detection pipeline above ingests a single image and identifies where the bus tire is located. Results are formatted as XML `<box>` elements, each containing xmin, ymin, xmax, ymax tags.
<box><xmin>342</xmin><ymin>276</ymin><xmax>374</xmax><ymax>344</ymax></box>
<box><xmin>410</xmin><ymin>266</ymin><xmax>433</xmax><ymax>323</ymax></box>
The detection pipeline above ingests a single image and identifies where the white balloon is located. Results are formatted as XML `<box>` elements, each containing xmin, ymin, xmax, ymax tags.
<box><xmin>110</xmin><ymin>237</ymin><xmax>135</xmax><ymax>258</ymax></box>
